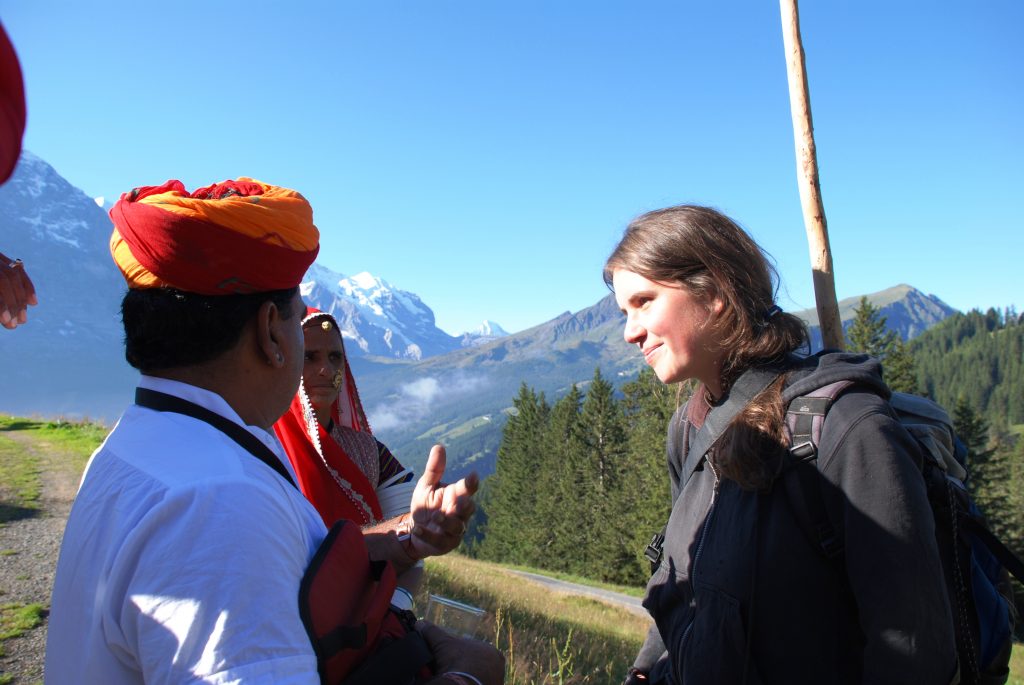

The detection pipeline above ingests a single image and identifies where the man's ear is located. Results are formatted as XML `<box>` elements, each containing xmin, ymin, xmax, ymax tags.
<box><xmin>255</xmin><ymin>299</ymin><xmax>285</xmax><ymax>368</ymax></box>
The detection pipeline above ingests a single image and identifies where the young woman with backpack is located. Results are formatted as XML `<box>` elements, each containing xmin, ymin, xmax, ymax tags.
<box><xmin>604</xmin><ymin>205</ymin><xmax>958</xmax><ymax>685</ymax></box>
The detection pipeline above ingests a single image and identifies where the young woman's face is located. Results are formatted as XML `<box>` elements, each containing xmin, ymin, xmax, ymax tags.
<box><xmin>612</xmin><ymin>269</ymin><xmax>726</xmax><ymax>389</ymax></box>
<box><xmin>302</xmin><ymin>323</ymin><xmax>345</xmax><ymax>414</ymax></box>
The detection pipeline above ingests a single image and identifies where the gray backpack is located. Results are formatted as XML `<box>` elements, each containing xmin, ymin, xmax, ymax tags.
<box><xmin>784</xmin><ymin>382</ymin><xmax>1021</xmax><ymax>685</ymax></box>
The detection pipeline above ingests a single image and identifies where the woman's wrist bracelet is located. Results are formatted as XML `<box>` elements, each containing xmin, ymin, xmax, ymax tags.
<box><xmin>396</xmin><ymin>531</ymin><xmax>422</xmax><ymax>562</ymax></box>
<box><xmin>443</xmin><ymin>672</ymin><xmax>483</xmax><ymax>685</ymax></box>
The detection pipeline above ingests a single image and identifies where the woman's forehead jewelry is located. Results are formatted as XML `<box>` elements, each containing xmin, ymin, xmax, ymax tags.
<box><xmin>321</xmin><ymin>320</ymin><xmax>333</xmax><ymax>331</ymax></box>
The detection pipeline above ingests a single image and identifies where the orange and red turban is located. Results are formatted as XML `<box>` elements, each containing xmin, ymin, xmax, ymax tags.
<box><xmin>109</xmin><ymin>178</ymin><xmax>319</xmax><ymax>295</ymax></box>
<box><xmin>0</xmin><ymin>22</ymin><xmax>26</xmax><ymax>184</ymax></box>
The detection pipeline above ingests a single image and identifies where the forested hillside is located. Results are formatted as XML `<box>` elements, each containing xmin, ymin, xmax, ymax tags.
<box><xmin>910</xmin><ymin>308</ymin><xmax>1023</xmax><ymax>428</ymax></box>
<box><xmin>476</xmin><ymin>370</ymin><xmax>678</xmax><ymax>586</ymax></box>
<box><xmin>476</xmin><ymin>304</ymin><xmax>1024</xmax><ymax>598</ymax></box>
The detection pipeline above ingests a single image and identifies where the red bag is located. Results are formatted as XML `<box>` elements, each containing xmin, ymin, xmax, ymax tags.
<box><xmin>299</xmin><ymin>519</ymin><xmax>433</xmax><ymax>685</ymax></box>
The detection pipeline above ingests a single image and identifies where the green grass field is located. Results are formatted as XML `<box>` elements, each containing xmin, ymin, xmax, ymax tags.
<box><xmin>0</xmin><ymin>415</ymin><xmax>107</xmax><ymax>475</ymax></box>
<box><xmin>418</xmin><ymin>554</ymin><xmax>649</xmax><ymax>684</ymax></box>
<box><xmin>0</xmin><ymin>415</ymin><xmax>109</xmax><ymax>524</ymax></box>
<box><xmin>426</xmin><ymin>554</ymin><xmax>1024</xmax><ymax>684</ymax></box>
<box><xmin>1012</xmin><ymin>647</ymin><xmax>1024</xmax><ymax>685</ymax></box>
<box><xmin>0</xmin><ymin>436</ymin><xmax>40</xmax><ymax>520</ymax></box>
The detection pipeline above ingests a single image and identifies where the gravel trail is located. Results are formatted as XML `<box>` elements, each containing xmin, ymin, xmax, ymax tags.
<box><xmin>0</xmin><ymin>429</ymin><xmax>79</xmax><ymax>685</ymax></box>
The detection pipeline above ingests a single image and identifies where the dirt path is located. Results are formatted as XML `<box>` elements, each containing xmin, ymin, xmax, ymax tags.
<box><xmin>505</xmin><ymin>569</ymin><xmax>649</xmax><ymax>618</ymax></box>
<box><xmin>0</xmin><ymin>429</ymin><xmax>80</xmax><ymax>685</ymax></box>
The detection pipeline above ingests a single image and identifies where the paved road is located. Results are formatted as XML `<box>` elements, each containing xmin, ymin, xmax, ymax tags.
<box><xmin>506</xmin><ymin>569</ymin><xmax>650</xmax><ymax>619</ymax></box>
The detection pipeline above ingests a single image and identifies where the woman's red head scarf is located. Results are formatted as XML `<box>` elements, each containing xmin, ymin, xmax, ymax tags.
<box><xmin>273</xmin><ymin>307</ymin><xmax>383</xmax><ymax>526</ymax></box>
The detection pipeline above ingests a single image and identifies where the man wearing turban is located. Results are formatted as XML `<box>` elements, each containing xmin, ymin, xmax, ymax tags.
<box><xmin>45</xmin><ymin>179</ymin><xmax>503</xmax><ymax>684</ymax></box>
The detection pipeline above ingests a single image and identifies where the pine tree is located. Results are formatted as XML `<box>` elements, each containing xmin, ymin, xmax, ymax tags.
<box><xmin>1007</xmin><ymin>435</ymin><xmax>1024</xmax><ymax>639</ymax></box>
<box><xmin>571</xmin><ymin>369</ymin><xmax>629</xmax><ymax>581</ymax></box>
<box><xmin>477</xmin><ymin>383</ymin><xmax>549</xmax><ymax>563</ymax></box>
<box><xmin>846</xmin><ymin>296</ymin><xmax>920</xmax><ymax>393</ymax></box>
<box><xmin>883</xmin><ymin>337</ymin><xmax>919</xmax><ymax>394</ymax></box>
<box><xmin>1006</xmin><ymin>435</ymin><xmax>1024</xmax><ymax>557</ymax></box>
<box><xmin>615</xmin><ymin>369</ymin><xmax>678</xmax><ymax>584</ymax></box>
<box><xmin>952</xmin><ymin>395</ymin><xmax>1010</xmax><ymax>545</ymax></box>
<box><xmin>846</xmin><ymin>296</ymin><xmax>891</xmax><ymax>358</ymax></box>
<box><xmin>462</xmin><ymin>476</ymin><xmax>491</xmax><ymax>557</ymax></box>
<box><xmin>529</xmin><ymin>385</ymin><xmax>583</xmax><ymax>571</ymax></box>
<box><xmin>953</xmin><ymin>396</ymin><xmax>995</xmax><ymax>466</ymax></box>
<box><xmin>984</xmin><ymin>433</ymin><xmax>1024</xmax><ymax>556</ymax></box>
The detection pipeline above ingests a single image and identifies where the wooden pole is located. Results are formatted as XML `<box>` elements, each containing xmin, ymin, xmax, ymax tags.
<box><xmin>779</xmin><ymin>0</ymin><xmax>844</xmax><ymax>350</ymax></box>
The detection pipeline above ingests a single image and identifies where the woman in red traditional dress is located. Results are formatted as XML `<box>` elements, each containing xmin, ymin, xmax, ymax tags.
<box><xmin>274</xmin><ymin>307</ymin><xmax>416</xmax><ymax>529</ymax></box>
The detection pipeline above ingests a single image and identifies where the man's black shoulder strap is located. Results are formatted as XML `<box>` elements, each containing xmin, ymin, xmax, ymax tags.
<box><xmin>134</xmin><ymin>387</ymin><xmax>298</xmax><ymax>489</ymax></box>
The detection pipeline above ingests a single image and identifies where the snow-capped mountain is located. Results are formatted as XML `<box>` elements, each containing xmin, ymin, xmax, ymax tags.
<box><xmin>0</xmin><ymin>151</ymin><xmax>137</xmax><ymax>420</ymax></box>
<box><xmin>300</xmin><ymin>263</ymin><xmax>508</xmax><ymax>359</ymax></box>
<box><xmin>459</xmin><ymin>320</ymin><xmax>510</xmax><ymax>348</ymax></box>
<box><xmin>0</xmin><ymin>152</ymin><xmax>509</xmax><ymax>419</ymax></box>
<box><xmin>468</xmin><ymin>320</ymin><xmax>508</xmax><ymax>337</ymax></box>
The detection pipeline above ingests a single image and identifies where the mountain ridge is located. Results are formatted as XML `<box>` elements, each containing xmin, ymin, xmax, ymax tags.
<box><xmin>354</xmin><ymin>285</ymin><xmax>958</xmax><ymax>481</ymax></box>
<box><xmin>798</xmin><ymin>284</ymin><xmax>956</xmax><ymax>347</ymax></box>
<box><xmin>0</xmin><ymin>152</ymin><xmax>137</xmax><ymax>420</ymax></box>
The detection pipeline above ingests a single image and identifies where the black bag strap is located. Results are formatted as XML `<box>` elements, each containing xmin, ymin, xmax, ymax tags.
<box><xmin>962</xmin><ymin>514</ymin><xmax>1024</xmax><ymax>585</ymax></box>
<box><xmin>134</xmin><ymin>387</ymin><xmax>297</xmax><ymax>489</ymax></box>
<box><xmin>782</xmin><ymin>454</ymin><xmax>845</xmax><ymax>562</ymax></box>
<box><xmin>681</xmin><ymin>366</ymin><xmax>782</xmax><ymax>489</ymax></box>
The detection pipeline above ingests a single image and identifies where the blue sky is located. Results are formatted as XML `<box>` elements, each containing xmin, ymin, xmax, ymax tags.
<box><xmin>3</xmin><ymin>2</ymin><xmax>1021</xmax><ymax>335</ymax></box>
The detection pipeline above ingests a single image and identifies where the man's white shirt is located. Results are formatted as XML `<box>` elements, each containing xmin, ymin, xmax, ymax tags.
<box><xmin>46</xmin><ymin>376</ymin><xmax>327</xmax><ymax>684</ymax></box>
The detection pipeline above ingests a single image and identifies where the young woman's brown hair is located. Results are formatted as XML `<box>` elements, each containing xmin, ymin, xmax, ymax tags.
<box><xmin>604</xmin><ymin>204</ymin><xmax>809</xmax><ymax>489</ymax></box>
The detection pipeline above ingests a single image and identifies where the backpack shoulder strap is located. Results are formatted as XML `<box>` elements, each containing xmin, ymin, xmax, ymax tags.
<box><xmin>681</xmin><ymin>366</ymin><xmax>782</xmax><ymax>490</ymax></box>
<box><xmin>781</xmin><ymin>380</ymin><xmax>859</xmax><ymax>562</ymax></box>
<box><xmin>785</xmin><ymin>380</ymin><xmax>858</xmax><ymax>460</ymax></box>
